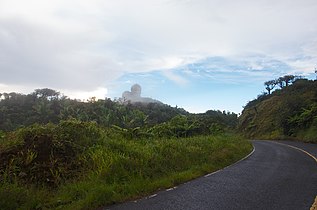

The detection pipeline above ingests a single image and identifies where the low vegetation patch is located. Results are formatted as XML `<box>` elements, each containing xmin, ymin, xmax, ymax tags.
<box><xmin>0</xmin><ymin>120</ymin><xmax>252</xmax><ymax>209</ymax></box>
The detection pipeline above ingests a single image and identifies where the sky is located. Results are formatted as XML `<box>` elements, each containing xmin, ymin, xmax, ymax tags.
<box><xmin>1</xmin><ymin>0</ymin><xmax>317</xmax><ymax>113</ymax></box>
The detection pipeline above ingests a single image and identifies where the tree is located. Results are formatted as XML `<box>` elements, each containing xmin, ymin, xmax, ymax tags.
<box><xmin>276</xmin><ymin>75</ymin><xmax>300</xmax><ymax>88</ymax></box>
<box><xmin>283</xmin><ymin>75</ymin><xmax>296</xmax><ymax>87</ymax></box>
<box><xmin>277</xmin><ymin>77</ymin><xmax>285</xmax><ymax>88</ymax></box>
<box><xmin>264</xmin><ymin>79</ymin><xmax>277</xmax><ymax>94</ymax></box>
<box><xmin>33</xmin><ymin>88</ymin><xmax>60</xmax><ymax>100</ymax></box>
<box><xmin>2</xmin><ymin>93</ymin><xmax>9</xmax><ymax>100</ymax></box>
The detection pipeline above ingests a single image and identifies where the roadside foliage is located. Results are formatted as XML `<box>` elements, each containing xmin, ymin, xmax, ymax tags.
<box><xmin>0</xmin><ymin>90</ymin><xmax>251</xmax><ymax>209</ymax></box>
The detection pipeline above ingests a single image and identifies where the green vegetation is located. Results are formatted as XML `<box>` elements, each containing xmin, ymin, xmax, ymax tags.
<box><xmin>0</xmin><ymin>120</ymin><xmax>251</xmax><ymax>209</ymax></box>
<box><xmin>238</xmin><ymin>77</ymin><xmax>317</xmax><ymax>143</ymax></box>
<box><xmin>0</xmin><ymin>89</ymin><xmax>251</xmax><ymax>209</ymax></box>
<box><xmin>0</xmin><ymin>88</ymin><xmax>238</xmax><ymax>131</ymax></box>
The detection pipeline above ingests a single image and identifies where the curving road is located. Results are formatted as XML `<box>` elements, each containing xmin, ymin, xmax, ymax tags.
<box><xmin>106</xmin><ymin>141</ymin><xmax>317</xmax><ymax>210</ymax></box>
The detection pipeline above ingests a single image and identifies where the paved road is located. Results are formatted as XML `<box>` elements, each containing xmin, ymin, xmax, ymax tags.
<box><xmin>106</xmin><ymin>141</ymin><xmax>317</xmax><ymax>210</ymax></box>
<box><xmin>278</xmin><ymin>140</ymin><xmax>317</xmax><ymax>158</ymax></box>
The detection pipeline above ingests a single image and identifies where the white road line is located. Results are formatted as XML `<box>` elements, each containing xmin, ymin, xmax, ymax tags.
<box><xmin>204</xmin><ymin>171</ymin><xmax>220</xmax><ymax>177</ymax></box>
<box><xmin>271</xmin><ymin>141</ymin><xmax>317</xmax><ymax>163</ymax></box>
<box><xmin>166</xmin><ymin>187</ymin><xmax>177</xmax><ymax>191</ymax></box>
<box><xmin>148</xmin><ymin>194</ymin><xmax>157</xmax><ymax>199</ymax></box>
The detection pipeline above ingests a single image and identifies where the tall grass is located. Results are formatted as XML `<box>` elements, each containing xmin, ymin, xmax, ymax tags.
<box><xmin>0</xmin><ymin>121</ymin><xmax>252</xmax><ymax>209</ymax></box>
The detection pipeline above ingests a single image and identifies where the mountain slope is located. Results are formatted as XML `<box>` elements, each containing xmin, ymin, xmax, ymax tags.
<box><xmin>238</xmin><ymin>79</ymin><xmax>317</xmax><ymax>143</ymax></box>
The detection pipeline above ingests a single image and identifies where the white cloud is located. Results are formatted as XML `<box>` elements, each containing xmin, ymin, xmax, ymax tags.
<box><xmin>0</xmin><ymin>0</ymin><xmax>316</xmax><ymax>96</ymax></box>
<box><xmin>162</xmin><ymin>70</ymin><xmax>188</xmax><ymax>86</ymax></box>
<box><xmin>63</xmin><ymin>87</ymin><xmax>108</xmax><ymax>101</ymax></box>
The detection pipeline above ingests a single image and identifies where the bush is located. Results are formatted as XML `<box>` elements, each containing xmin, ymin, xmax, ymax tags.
<box><xmin>0</xmin><ymin>120</ymin><xmax>105</xmax><ymax>187</ymax></box>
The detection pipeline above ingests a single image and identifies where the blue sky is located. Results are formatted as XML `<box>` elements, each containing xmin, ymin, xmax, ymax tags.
<box><xmin>110</xmin><ymin>56</ymin><xmax>316</xmax><ymax>113</ymax></box>
<box><xmin>111</xmin><ymin>70</ymin><xmax>261</xmax><ymax>114</ymax></box>
<box><xmin>0</xmin><ymin>0</ymin><xmax>317</xmax><ymax>113</ymax></box>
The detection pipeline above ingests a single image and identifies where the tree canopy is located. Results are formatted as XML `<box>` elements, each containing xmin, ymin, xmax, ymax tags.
<box><xmin>263</xmin><ymin>75</ymin><xmax>301</xmax><ymax>94</ymax></box>
<box><xmin>0</xmin><ymin>88</ymin><xmax>238</xmax><ymax>133</ymax></box>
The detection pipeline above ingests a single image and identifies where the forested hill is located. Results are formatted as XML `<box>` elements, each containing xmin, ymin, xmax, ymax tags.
<box><xmin>0</xmin><ymin>88</ymin><xmax>237</xmax><ymax>132</ymax></box>
<box><xmin>238</xmin><ymin>77</ymin><xmax>317</xmax><ymax>143</ymax></box>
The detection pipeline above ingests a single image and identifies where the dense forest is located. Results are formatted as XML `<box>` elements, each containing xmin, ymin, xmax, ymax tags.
<box><xmin>238</xmin><ymin>76</ymin><xmax>317</xmax><ymax>143</ymax></box>
<box><xmin>0</xmin><ymin>88</ymin><xmax>237</xmax><ymax>133</ymax></box>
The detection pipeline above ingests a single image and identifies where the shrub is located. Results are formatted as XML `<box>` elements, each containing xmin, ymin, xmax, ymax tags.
<box><xmin>0</xmin><ymin>120</ymin><xmax>105</xmax><ymax>187</ymax></box>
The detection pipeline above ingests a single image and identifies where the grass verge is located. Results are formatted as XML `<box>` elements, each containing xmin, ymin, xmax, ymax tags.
<box><xmin>0</xmin><ymin>124</ymin><xmax>252</xmax><ymax>210</ymax></box>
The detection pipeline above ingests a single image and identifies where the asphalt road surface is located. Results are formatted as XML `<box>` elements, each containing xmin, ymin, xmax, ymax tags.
<box><xmin>106</xmin><ymin>140</ymin><xmax>317</xmax><ymax>210</ymax></box>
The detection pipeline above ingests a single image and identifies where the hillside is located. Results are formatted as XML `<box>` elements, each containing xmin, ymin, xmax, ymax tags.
<box><xmin>238</xmin><ymin>78</ymin><xmax>317</xmax><ymax>143</ymax></box>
